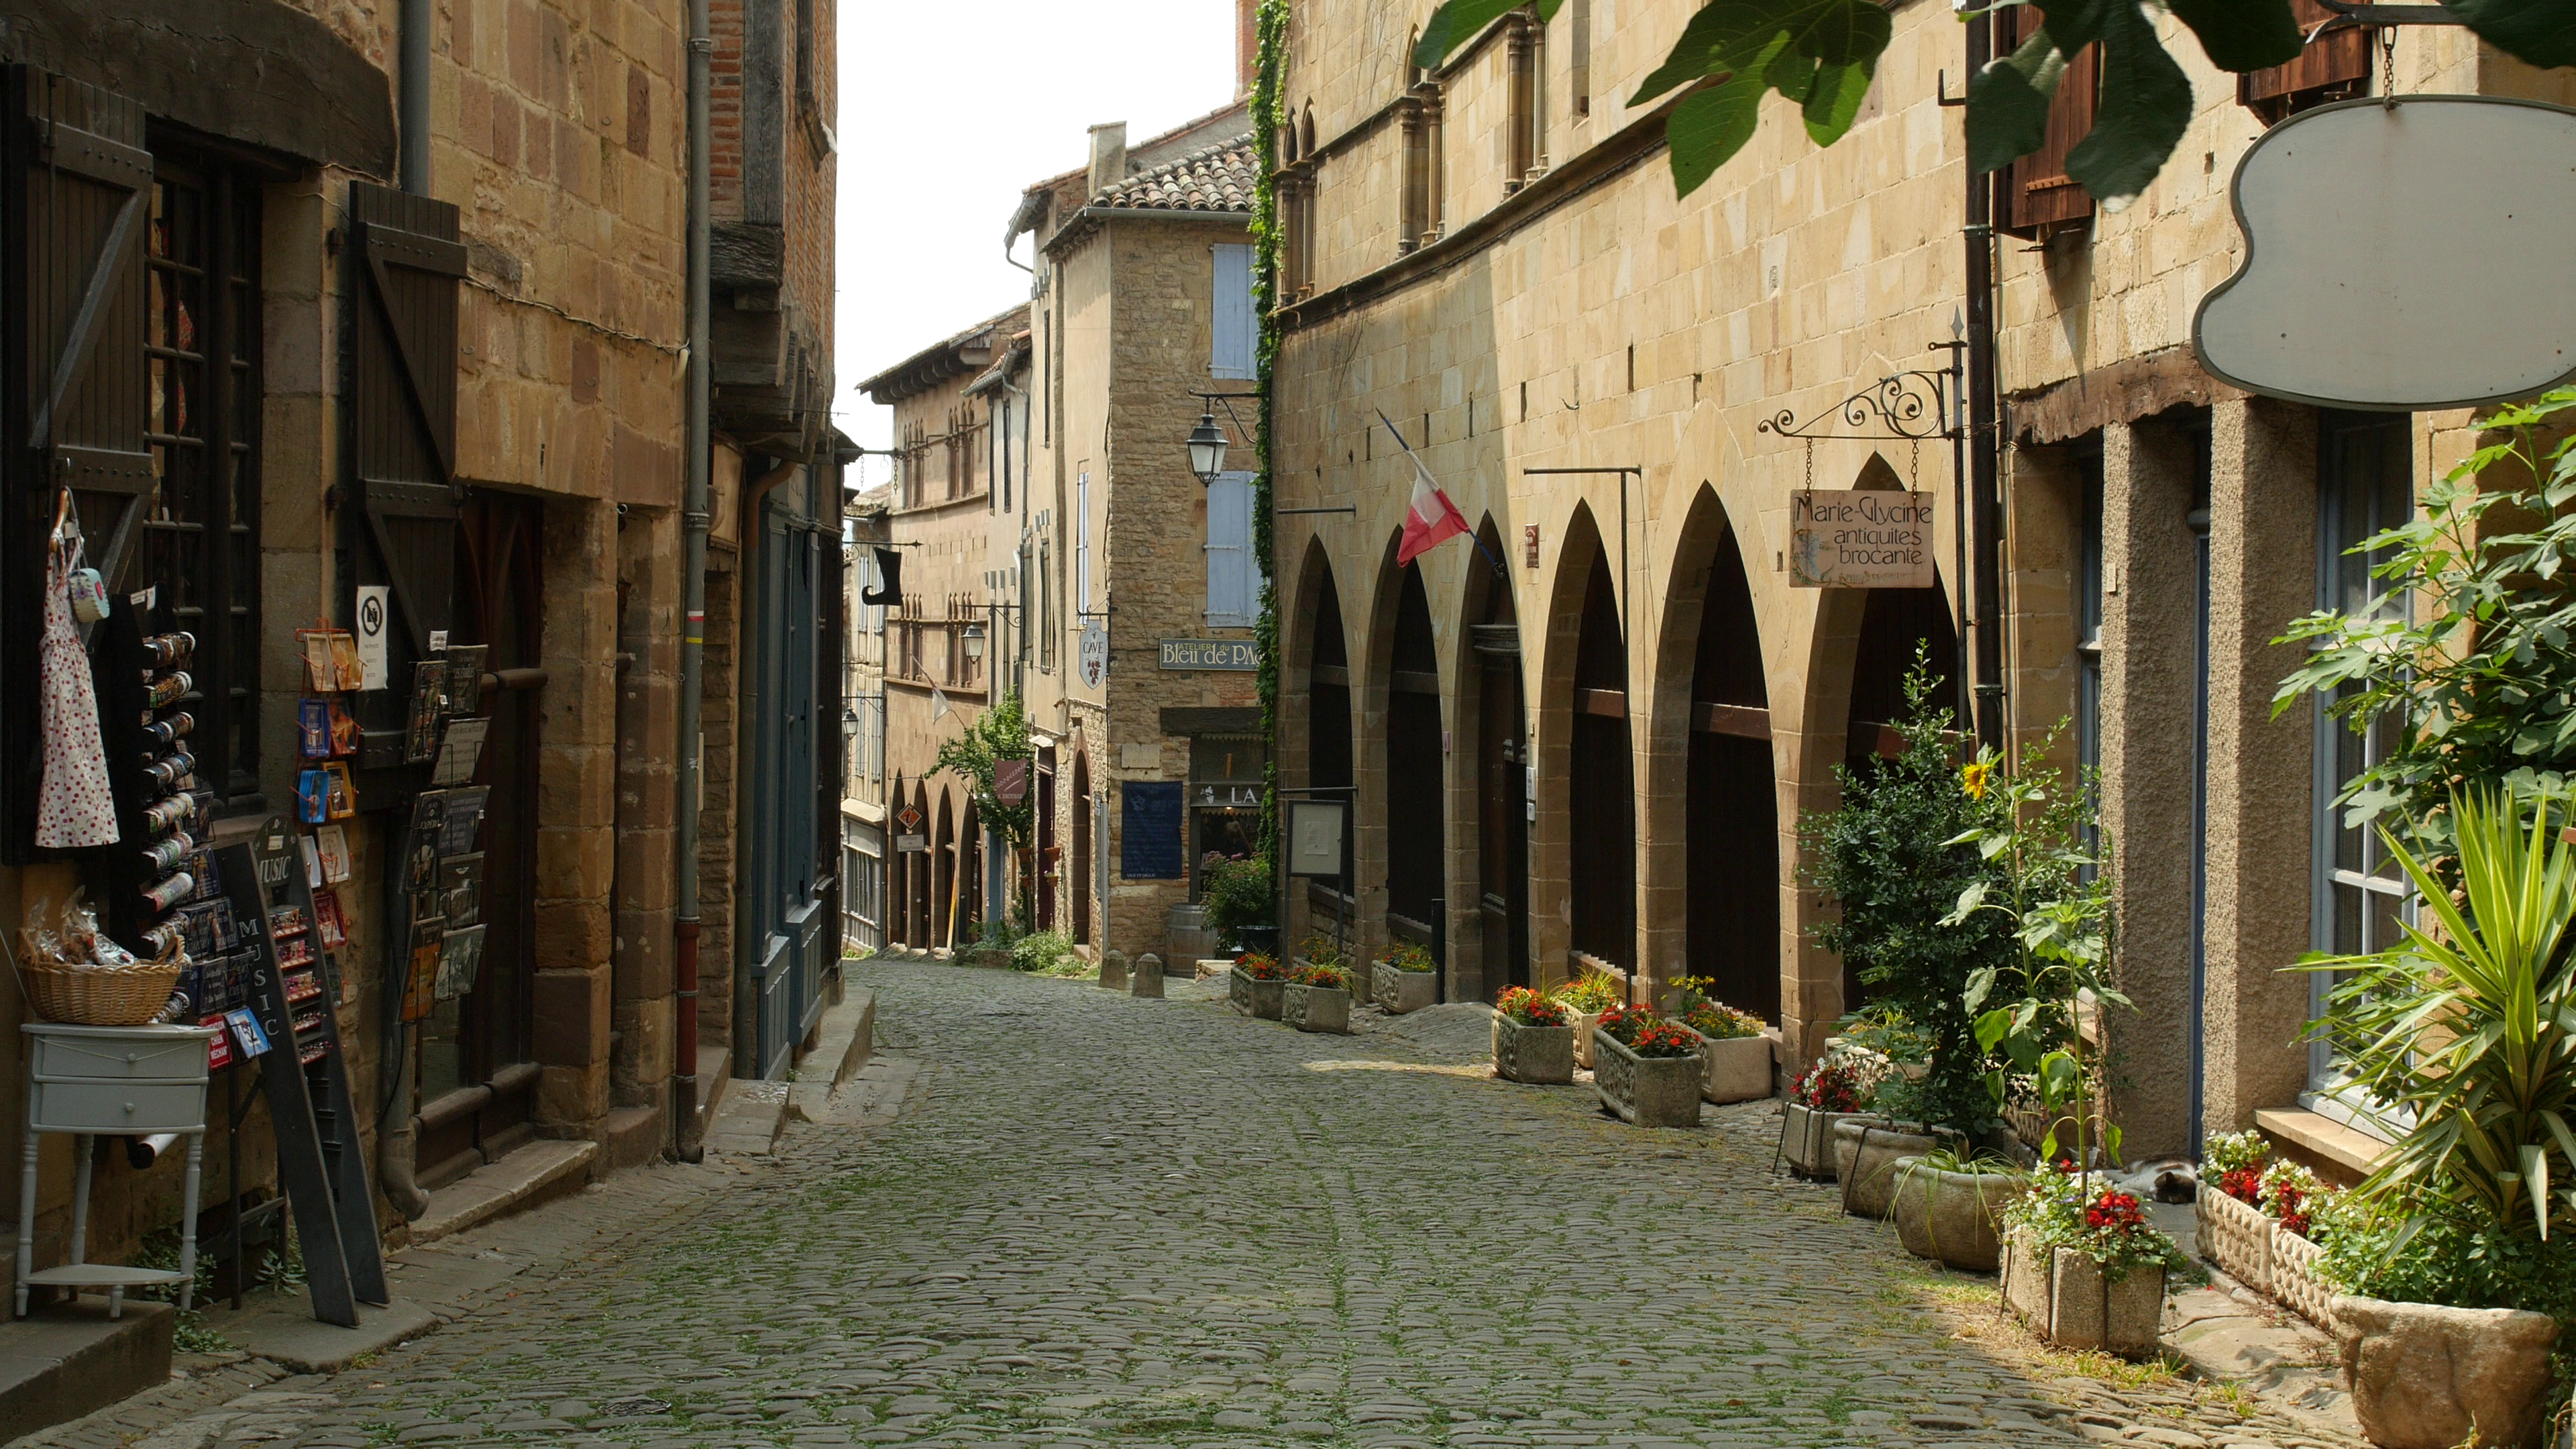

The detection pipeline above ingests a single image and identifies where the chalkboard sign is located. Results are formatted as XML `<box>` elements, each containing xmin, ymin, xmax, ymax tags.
<box><xmin>1120</xmin><ymin>782</ymin><xmax>1185</xmax><ymax>880</ymax></box>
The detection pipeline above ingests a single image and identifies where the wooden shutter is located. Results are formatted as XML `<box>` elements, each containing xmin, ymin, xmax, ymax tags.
<box><xmin>1211</xmin><ymin>244</ymin><xmax>1255</xmax><ymax>379</ymax></box>
<box><xmin>2</xmin><ymin>66</ymin><xmax>156</xmax><ymax>859</ymax></box>
<box><xmin>1205</xmin><ymin>471</ymin><xmax>1252</xmax><ymax>626</ymax></box>
<box><xmin>2241</xmin><ymin>0</ymin><xmax>2370</xmax><ymax>121</ymax></box>
<box><xmin>1994</xmin><ymin>11</ymin><xmax>2101</xmax><ymax>239</ymax></box>
<box><xmin>342</xmin><ymin>180</ymin><xmax>465</xmax><ymax>772</ymax></box>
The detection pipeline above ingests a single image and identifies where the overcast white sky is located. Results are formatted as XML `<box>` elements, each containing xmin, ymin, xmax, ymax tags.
<box><xmin>830</xmin><ymin>1</ymin><xmax>1243</xmax><ymax>468</ymax></box>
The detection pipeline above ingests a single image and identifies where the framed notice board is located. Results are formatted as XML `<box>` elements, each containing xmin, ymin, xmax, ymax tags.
<box><xmin>1120</xmin><ymin>782</ymin><xmax>1184</xmax><ymax>880</ymax></box>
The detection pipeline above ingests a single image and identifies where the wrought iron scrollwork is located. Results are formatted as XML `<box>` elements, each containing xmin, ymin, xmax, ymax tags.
<box><xmin>1757</xmin><ymin>370</ymin><xmax>1955</xmax><ymax>443</ymax></box>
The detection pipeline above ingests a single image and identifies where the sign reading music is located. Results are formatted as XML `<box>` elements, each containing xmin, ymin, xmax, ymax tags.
<box><xmin>1789</xmin><ymin>490</ymin><xmax>1936</xmax><ymax>590</ymax></box>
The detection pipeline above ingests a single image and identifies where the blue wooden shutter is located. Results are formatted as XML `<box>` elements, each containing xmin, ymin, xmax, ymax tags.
<box><xmin>1211</xmin><ymin>244</ymin><xmax>1255</xmax><ymax>379</ymax></box>
<box><xmin>1205</xmin><ymin>471</ymin><xmax>1258</xmax><ymax>626</ymax></box>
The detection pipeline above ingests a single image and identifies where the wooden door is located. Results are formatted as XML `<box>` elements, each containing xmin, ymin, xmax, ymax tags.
<box><xmin>417</xmin><ymin>493</ymin><xmax>542</xmax><ymax>1182</ymax></box>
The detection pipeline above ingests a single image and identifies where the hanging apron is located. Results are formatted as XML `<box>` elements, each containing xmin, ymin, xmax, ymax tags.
<box><xmin>35</xmin><ymin>517</ymin><xmax>119</xmax><ymax>849</ymax></box>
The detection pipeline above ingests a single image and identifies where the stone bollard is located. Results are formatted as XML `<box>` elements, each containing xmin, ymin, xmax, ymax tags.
<box><xmin>1099</xmin><ymin>950</ymin><xmax>1128</xmax><ymax>991</ymax></box>
<box><xmin>1130</xmin><ymin>953</ymin><xmax>1164</xmax><ymax>998</ymax></box>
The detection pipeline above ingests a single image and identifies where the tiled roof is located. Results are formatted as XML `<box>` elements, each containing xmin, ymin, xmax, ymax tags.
<box><xmin>1095</xmin><ymin>136</ymin><xmax>1258</xmax><ymax>212</ymax></box>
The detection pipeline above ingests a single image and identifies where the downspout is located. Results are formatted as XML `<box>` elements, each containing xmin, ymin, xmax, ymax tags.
<box><xmin>375</xmin><ymin>0</ymin><xmax>438</xmax><ymax>1226</ymax></box>
<box><xmin>1963</xmin><ymin>8</ymin><xmax>2007</xmax><ymax>753</ymax></box>
<box><xmin>672</xmin><ymin>0</ymin><xmax>713</xmax><ymax>1163</ymax></box>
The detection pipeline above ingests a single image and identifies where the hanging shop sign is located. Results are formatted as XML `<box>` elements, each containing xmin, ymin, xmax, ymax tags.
<box><xmin>2194</xmin><ymin>96</ymin><xmax>2576</xmax><ymax>413</ymax></box>
<box><xmin>1159</xmin><ymin>639</ymin><xmax>1258</xmax><ymax>671</ymax></box>
<box><xmin>1788</xmin><ymin>491</ymin><xmax>1935</xmax><ymax>589</ymax></box>
<box><xmin>994</xmin><ymin>759</ymin><xmax>1029</xmax><ymax>808</ymax></box>
<box><xmin>1078</xmin><ymin>620</ymin><xmax>1109</xmax><ymax>688</ymax></box>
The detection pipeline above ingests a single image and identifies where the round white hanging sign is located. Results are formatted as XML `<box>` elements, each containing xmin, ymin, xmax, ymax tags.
<box><xmin>2193</xmin><ymin>96</ymin><xmax>2576</xmax><ymax>413</ymax></box>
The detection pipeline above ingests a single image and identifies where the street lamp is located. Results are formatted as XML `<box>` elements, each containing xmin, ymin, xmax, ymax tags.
<box><xmin>1186</xmin><ymin>409</ymin><xmax>1230</xmax><ymax>483</ymax></box>
<box><xmin>962</xmin><ymin>621</ymin><xmax>986</xmax><ymax>662</ymax></box>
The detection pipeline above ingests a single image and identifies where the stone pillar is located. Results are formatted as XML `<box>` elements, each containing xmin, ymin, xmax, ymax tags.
<box><xmin>2201</xmin><ymin>397</ymin><xmax>2317</xmax><ymax>1136</ymax></box>
<box><xmin>2097</xmin><ymin>418</ymin><xmax>2201</xmax><ymax>1161</ymax></box>
<box><xmin>1099</xmin><ymin>949</ymin><xmax>1128</xmax><ymax>991</ymax></box>
<box><xmin>533</xmin><ymin>496</ymin><xmax>620</xmax><ymax>1138</ymax></box>
<box><xmin>1130</xmin><ymin>953</ymin><xmax>1164</xmax><ymax>999</ymax></box>
<box><xmin>610</xmin><ymin>507</ymin><xmax>679</xmax><ymax>1150</ymax></box>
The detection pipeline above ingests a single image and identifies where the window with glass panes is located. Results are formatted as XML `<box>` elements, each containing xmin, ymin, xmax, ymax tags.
<box><xmin>2309</xmin><ymin>410</ymin><xmax>2412</xmax><ymax>1115</ymax></box>
<box><xmin>143</xmin><ymin>152</ymin><xmax>261</xmax><ymax>809</ymax></box>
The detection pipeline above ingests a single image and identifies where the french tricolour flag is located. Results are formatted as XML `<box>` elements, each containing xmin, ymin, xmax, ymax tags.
<box><xmin>1382</xmin><ymin>411</ymin><xmax>1470</xmax><ymax>567</ymax></box>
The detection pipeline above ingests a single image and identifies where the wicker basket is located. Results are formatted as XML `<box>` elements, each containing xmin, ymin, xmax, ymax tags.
<box><xmin>20</xmin><ymin>957</ymin><xmax>186</xmax><ymax>1026</ymax></box>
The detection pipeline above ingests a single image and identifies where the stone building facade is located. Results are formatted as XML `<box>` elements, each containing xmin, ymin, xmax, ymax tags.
<box><xmin>1268</xmin><ymin>0</ymin><xmax>2568</xmax><ymax>1170</ymax></box>
<box><xmin>0</xmin><ymin>0</ymin><xmax>839</xmax><ymax>1311</ymax></box>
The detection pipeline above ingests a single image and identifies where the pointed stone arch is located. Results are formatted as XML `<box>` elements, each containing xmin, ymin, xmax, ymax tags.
<box><xmin>1450</xmin><ymin>515</ymin><xmax>1527</xmax><ymax>999</ymax></box>
<box><xmin>1361</xmin><ymin>529</ymin><xmax>1448</xmax><ymax>955</ymax></box>
<box><xmin>1642</xmin><ymin>484</ymin><xmax>1780</xmax><ymax>1022</ymax></box>
<box><xmin>1534</xmin><ymin>502</ymin><xmax>1630</xmax><ymax>989</ymax></box>
<box><xmin>1281</xmin><ymin>537</ymin><xmax>1355</xmax><ymax>944</ymax></box>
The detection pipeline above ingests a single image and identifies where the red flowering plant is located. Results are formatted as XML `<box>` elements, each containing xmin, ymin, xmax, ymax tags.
<box><xmin>2201</xmin><ymin>1128</ymin><xmax>2269</xmax><ymax>1206</ymax></box>
<box><xmin>1290</xmin><ymin>960</ymin><xmax>1350</xmax><ymax>991</ymax></box>
<box><xmin>2002</xmin><ymin>1167</ymin><xmax>2186</xmax><ymax>1282</ymax></box>
<box><xmin>1595</xmin><ymin>1002</ymin><xmax>1658</xmax><ymax>1046</ymax></box>
<box><xmin>1496</xmin><ymin>986</ymin><xmax>1568</xmax><ymax>1028</ymax></box>
<box><xmin>1791</xmin><ymin>1061</ymin><xmax>1864</xmax><ymax>1114</ymax></box>
<box><xmin>1627</xmin><ymin>1020</ymin><xmax>1705</xmax><ymax>1060</ymax></box>
<box><xmin>1234</xmin><ymin>952</ymin><xmax>1285</xmax><ymax>981</ymax></box>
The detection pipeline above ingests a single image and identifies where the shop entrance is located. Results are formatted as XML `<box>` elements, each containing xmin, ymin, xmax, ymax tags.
<box><xmin>417</xmin><ymin>490</ymin><xmax>543</xmax><ymax>1187</ymax></box>
<box><xmin>1685</xmin><ymin>526</ymin><xmax>1779</xmax><ymax>1021</ymax></box>
<box><xmin>1472</xmin><ymin>531</ymin><xmax>1528</xmax><ymax>1000</ymax></box>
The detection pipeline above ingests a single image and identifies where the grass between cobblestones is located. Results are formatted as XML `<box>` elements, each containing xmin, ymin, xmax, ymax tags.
<box><xmin>52</xmin><ymin>961</ymin><xmax>2365</xmax><ymax>1449</ymax></box>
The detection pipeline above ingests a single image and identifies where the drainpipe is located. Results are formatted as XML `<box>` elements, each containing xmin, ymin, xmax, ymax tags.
<box><xmin>1964</xmin><ymin>7</ymin><xmax>2006</xmax><ymax>753</ymax></box>
<box><xmin>376</xmin><ymin>0</ymin><xmax>437</xmax><ymax>1225</ymax></box>
<box><xmin>400</xmin><ymin>0</ymin><xmax>431</xmax><ymax>191</ymax></box>
<box><xmin>671</xmin><ymin>0</ymin><xmax>713</xmax><ymax>1163</ymax></box>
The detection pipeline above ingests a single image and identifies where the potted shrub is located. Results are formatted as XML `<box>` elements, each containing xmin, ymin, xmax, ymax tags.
<box><xmin>1491</xmin><ymin>986</ymin><xmax>1574</xmax><ymax>1085</ymax></box>
<box><xmin>1281</xmin><ymin>960</ymin><xmax>1352</xmax><ymax>1034</ymax></box>
<box><xmin>1890</xmin><ymin>1150</ymin><xmax>2023</xmax><ymax>1272</ymax></box>
<box><xmin>1373</xmin><ymin>940</ymin><xmax>1438</xmax><ymax>1015</ymax></box>
<box><xmin>2000</xmin><ymin>1171</ymin><xmax>2185</xmax><ymax>1357</ymax></box>
<box><xmin>1779</xmin><ymin>1060</ymin><xmax>1872</xmax><ymax>1179</ymax></box>
<box><xmin>1835</xmin><ymin>1117</ymin><xmax>1940</xmax><ymax>1221</ymax></box>
<box><xmin>1228</xmin><ymin>951</ymin><xmax>1287</xmax><ymax>1020</ymax></box>
<box><xmin>1550</xmin><ymin>970</ymin><xmax>1624</xmax><ymax>1070</ymax></box>
<box><xmin>2194</xmin><ymin>1128</ymin><xmax>2275</xmax><ymax>1295</ymax></box>
<box><xmin>1200</xmin><ymin>851</ymin><xmax>1276</xmax><ymax>956</ymax></box>
<box><xmin>1591</xmin><ymin>1004</ymin><xmax>1703</xmax><ymax>1128</ymax></box>
<box><xmin>1678</xmin><ymin>994</ymin><xmax>1772</xmax><ymax>1104</ymax></box>
<box><xmin>2294</xmin><ymin>792</ymin><xmax>2576</xmax><ymax>1446</ymax></box>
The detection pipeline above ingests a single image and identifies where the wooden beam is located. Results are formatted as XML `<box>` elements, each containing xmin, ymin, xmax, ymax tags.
<box><xmin>1578</xmin><ymin>688</ymin><xmax>1626</xmax><ymax>719</ymax></box>
<box><xmin>1695</xmin><ymin>702</ymin><xmax>1770</xmax><ymax>739</ymax></box>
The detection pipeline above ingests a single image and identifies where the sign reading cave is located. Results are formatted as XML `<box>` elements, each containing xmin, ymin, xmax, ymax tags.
<box><xmin>1159</xmin><ymin>639</ymin><xmax>1258</xmax><ymax>671</ymax></box>
<box><xmin>1789</xmin><ymin>491</ymin><xmax>1935</xmax><ymax>590</ymax></box>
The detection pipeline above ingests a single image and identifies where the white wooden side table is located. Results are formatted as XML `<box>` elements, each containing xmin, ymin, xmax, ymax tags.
<box><xmin>15</xmin><ymin>1022</ymin><xmax>219</xmax><ymax>1318</ymax></box>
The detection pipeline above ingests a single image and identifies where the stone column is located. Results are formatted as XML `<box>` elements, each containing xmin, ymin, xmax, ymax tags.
<box><xmin>533</xmin><ymin>496</ymin><xmax>620</xmax><ymax>1141</ymax></box>
<box><xmin>609</xmin><ymin>507</ymin><xmax>679</xmax><ymax>1163</ymax></box>
<box><xmin>2096</xmin><ymin>418</ymin><xmax>2200</xmax><ymax>1161</ymax></box>
<box><xmin>2201</xmin><ymin>397</ymin><xmax>2317</xmax><ymax>1136</ymax></box>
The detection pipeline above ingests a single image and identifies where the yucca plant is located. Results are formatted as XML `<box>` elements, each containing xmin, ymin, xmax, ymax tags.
<box><xmin>2304</xmin><ymin>789</ymin><xmax>2576</xmax><ymax>1240</ymax></box>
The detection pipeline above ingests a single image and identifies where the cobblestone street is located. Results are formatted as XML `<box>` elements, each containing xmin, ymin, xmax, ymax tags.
<box><xmin>33</xmin><ymin>961</ymin><xmax>2361</xmax><ymax>1449</ymax></box>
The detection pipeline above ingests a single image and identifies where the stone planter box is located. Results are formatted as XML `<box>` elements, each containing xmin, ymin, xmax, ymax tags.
<box><xmin>1780</xmin><ymin>1106</ymin><xmax>1873</xmax><ymax>1179</ymax></box>
<box><xmin>1564</xmin><ymin>1006</ymin><xmax>1606</xmax><ymax>1069</ymax></box>
<box><xmin>2269</xmin><ymin>1225</ymin><xmax>2336</xmax><ymax>1331</ymax></box>
<box><xmin>2195</xmin><ymin>1188</ymin><xmax>2273</xmax><ymax>1296</ymax></box>
<box><xmin>1228</xmin><ymin>967</ymin><xmax>1284</xmax><ymax>1020</ymax></box>
<box><xmin>1491</xmin><ymin>1015</ymin><xmax>1574</xmax><ymax>1084</ymax></box>
<box><xmin>1699</xmin><ymin>1034</ymin><xmax>1772</xmax><ymax>1104</ymax></box>
<box><xmin>1835</xmin><ymin>1119</ymin><xmax>1937</xmax><ymax>1220</ymax></box>
<box><xmin>1888</xmin><ymin>1158</ymin><xmax>2016</xmax><ymax>1272</ymax></box>
<box><xmin>2002</xmin><ymin>1228</ymin><xmax>2166</xmax><ymax>1358</ymax></box>
<box><xmin>1592</xmin><ymin>1030</ymin><xmax>1702</xmax><ymax>1128</ymax></box>
<box><xmin>1372</xmin><ymin>961</ymin><xmax>1438</xmax><ymax>1014</ymax></box>
<box><xmin>1282</xmin><ymin>983</ymin><xmax>1350</xmax><ymax>1034</ymax></box>
<box><xmin>2332</xmin><ymin>1295</ymin><xmax>2561</xmax><ymax>1449</ymax></box>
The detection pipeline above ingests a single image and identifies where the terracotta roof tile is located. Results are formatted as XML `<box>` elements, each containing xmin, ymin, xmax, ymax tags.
<box><xmin>1094</xmin><ymin>136</ymin><xmax>1258</xmax><ymax>213</ymax></box>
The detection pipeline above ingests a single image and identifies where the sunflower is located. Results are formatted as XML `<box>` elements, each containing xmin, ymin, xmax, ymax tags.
<box><xmin>1960</xmin><ymin>759</ymin><xmax>1994</xmax><ymax>800</ymax></box>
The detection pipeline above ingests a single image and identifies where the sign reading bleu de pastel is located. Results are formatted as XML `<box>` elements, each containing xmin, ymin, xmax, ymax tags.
<box><xmin>1159</xmin><ymin>639</ymin><xmax>1258</xmax><ymax>671</ymax></box>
